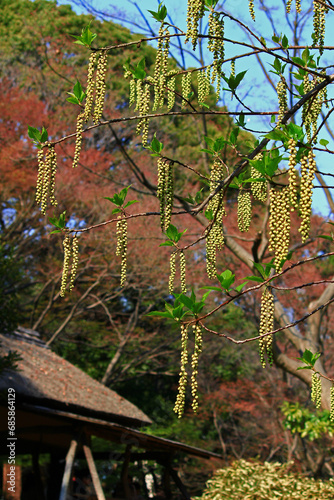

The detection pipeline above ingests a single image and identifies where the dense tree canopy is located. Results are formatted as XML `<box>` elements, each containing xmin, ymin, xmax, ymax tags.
<box><xmin>1</xmin><ymin>0</ymin><xmax>334</xmax><ymax>485</ymax></box>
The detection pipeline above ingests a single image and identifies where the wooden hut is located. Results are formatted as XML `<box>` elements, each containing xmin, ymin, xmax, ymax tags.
<box><xmin>0</xmin><ymin>329</ymin><xmax>220</xmax><ymax>500</ymax></box>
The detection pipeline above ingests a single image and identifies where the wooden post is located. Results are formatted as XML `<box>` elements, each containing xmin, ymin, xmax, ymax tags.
<box><xmin>59</xmin><ymin>439</ymin><xmax>77</xmax><ymax>500</ymax></box>
<box><xmin>167</xmin><ymin>467</ymin><xmax>191</xmax><ymax>500</ymax></box>
<box><xmin>83</xmin><ymin>444</ymin><xmax>106</xmax><ymax>500</ymax></box>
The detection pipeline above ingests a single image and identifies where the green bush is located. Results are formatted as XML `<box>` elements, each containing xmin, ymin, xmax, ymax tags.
<box><xmin>196</xmin><ymin>460</ymin><xmax>334</xmax><ymax>500</ymax></box>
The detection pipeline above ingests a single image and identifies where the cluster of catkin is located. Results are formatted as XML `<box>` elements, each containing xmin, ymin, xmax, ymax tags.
<box><xmin>310</xmin><ymin>374</ymin><xmax>334</xmax><ymax>421</ymax></box>
<box><xmin>302</xmin><ymin>72</ymin><xmax>327</xmax><ymax>144</ymax></box>
<box><xmin>157</xmin><ymin>157</ymin><xmax>174</xmax><ymax>231</ymax></box>
<box><xmin>312</xmin><ymin>0</ymin><xmax>327</xmax><ymax>54</ymax></box>
<box><xmin>60</xmin><ymin>234</ymin><xmax>79</xmax><ymax>297</ymax></box>
<box><xmin>237</xmin><ymin>190</ymin><xmax>252</xmax><ymax>233</ymax></box>
<box><xmin>286</xmin><ymin>0</ymin><xmax>301</xmax><ymax>14</ymax></box>
<box><xmin>206</xmin><ymin>159</ymin><xmax>226</xmax><ymax>280</ymax></box>
<box><xmin>197</xmin><ymin>67</ymin><xmax>211</xmax><ymax>105</ymax></box>
<box><xmin>116</xmin><ymin>217</ymin><xmax>128</xmax><ymax>287</ymax></box>
<box><xmin>36</xmin><ymin>145</ymin><xmax>58</xmax><ymax>215</ymax></box>
<box><xmin>269</xmin><ymin>185</ymin><xmax>291</xmax><ymax>271</ymax></box>
<box><xmin>169</xmin><ymin>251</ymin><xmax>187</xmax><ymax>295</ymax></box>
<box><xmin>135</xmin><ymin>79</ymin><xmax>151</xmax><ymax>146</ymax></box>
<box><xmin>258</xmin><ymin>286</ymin><xmax>274</xmax><ymax>368</ymax></box>
<box><xmin>153</xmin><ymin>24</ymin><xmax>171</xmax><ymax>111</ymax></box>
<box><xmin>248</xmin><ymin>0</ymin><xmax>255</xmax><ymax>21</ymax></box>
<box><xmin>174</xmin><ymin>322</ymin><xmax>203</xmax><ymax>418</ymax></box>
<box><xmin>185</xmin><ymin>0</ymin><xmax>205</xmax><ymax>50</ymax></box>
<box><xmin>208</xmin><ymin>11</ymin><xmax>225</xmax><ymax>100</ymax></box>
<box><xmin>251</xmin><ymin>153</ymin><xmax>267</xmax><ymax>203</ymax></box>
<box><xmin>299</xmin><ymin>149</ymin><xmax>317</xmax><ymax>242</ymax></box>
<box><xmin>73</xmin><ymin>50</ymin><xmax>108</xmax><ymax>168</ymax></box>
<box><xmin>276</xmin><ymin>76</ymin><xmax>288</xmax><ymax>125</ymax></box>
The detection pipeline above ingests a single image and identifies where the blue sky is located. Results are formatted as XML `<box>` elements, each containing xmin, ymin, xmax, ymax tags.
<box><xmin>57</xmin><ymin>0</ymin><xmax>334</xmax><ymax>217</ymax></box>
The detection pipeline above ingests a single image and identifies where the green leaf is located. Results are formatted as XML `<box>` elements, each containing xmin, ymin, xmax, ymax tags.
<box><xmin>146</xmin><ymin>311</ymin><xmax>174</xmax><ymax>318</ymax></box>
<box><xmin>253</xmin><ymin>262</ymin><xmax>266</xmax><ymax>278</ymax></box>
<box><xmin>104</xmin><ymin>185</ymin><xmax>132</xmax><ymax>207</ymax></box>
<box><xmin>319</xmin><ymin>139</ymin><xmax>329</xmax><ymax>147</ymax></box>
<box><xmin>48</xmin><ymin>211</ymin><xmax>66</xmax><ymax>231</ymax></box>
<box><xmin>132</xmin><ymin>58</ymin><xmax>146</xmax><ymax>80</ymax></box>
<box><xmin>205</xmin><ymin>209</ymin><xmax>213</xmax><ymax>221</ymax></box>
<box><xmin>124</xmin><ymin>200</ymin><xmax>138</xmax><ymax>209</ymax></box>
<box><xmin>299</xmin><ymin>349</ymin><xmax>314</xmax><ymax>364</ymax></box>
<box><xmin>282</xmin><ymin>35</ymin><xmax>289</xmax><ymax>49</ymax></box>
<box><xmin>177</xmin><ymin>294</ymin><xmax>194</xmax><ymax>310</ymax></box>
<box><xmin>302</xmin><ymin>47</ymin><xmax>310</xmax><ymax>64</ymax></box>
<box><xmin>201</xmin><ymin>286</ymin><xmax>222</xmax><ymax>292</ymax></box>
<box><xmin>236</xmin><ymin>113</ymin><xmax>246</xmax><ymax>127</ymax></box>
<box><xmin>318</xmin><ymin>235</ymin><xmax>333</xmax><ymax>241</ymax></box>
<box><xmin>229</xmin><ymin>127</ymin><xmax>239</xmax><ymax>145</ymax></box>
<box><xmin>227</xmin><ymin>70</ymin><xmax>247</xmax><ymax>91</ymax></box>
<box><xmin>50</xmin><ymin>229</ymin><xmax>62</xmax><ymax>234</ymax></box>
<box><xmin>265</xmin><ymin>129</ymin><xmax>286</xmax><ymax>141</ymax></box>
<box><xmin>291</xmin><ymin>56</ymin><xmax>306</xmax><ymax>67</ymax></box>
<box><xmin>66</xmin><ymin>95</ymin><xmax>80</xmax><ymax>105</ymax></box>
<box><xmin>28</xmin><ymin>126</ymin><xmax>41</xmax><ymax>142</ymax></box>
<box><xmin>72</xmin><ymin>24</ymin><xmax>97</xmax><ymax>47</ymax></box>
<box><xmin>245</xmin><ymin>275</ymin><xmax>264</xmax><ymax>283</ymax></box>
<box><xmin>166</xmin><ymin>224</ymin><xmax>178</xmax><ymax>241</ymax></box>
<box><xmin>204</xmin><ymin>136</ymin><xmax>214</xmax><ymax>149</ymax></box>
<box><xmin>148</xmin><ymin>3</ymin><xmax>167</xmax><ymax>22</ymax></box>
<box><xmin>273</xmin><ymin>57</ymin><xmax>281</xmax><ymax>73</ymax></box>
<box><xmin>112</xmin><ymin>208</ymin><xmax>122</xmax><ymax>214</ymax></box>
<box><xmin>159</xmin><ymin>241</ymin><xmax>174</xmax><ymax>247</ymax></box>
<box><xmin>234</xmin><ymin>282</ymin><xmax>248</xmax><ymax>292</ymax></box>
<box><xmin>151</xmin><ymin>134</ymin><xmax>163</xmax><ymax>153</ymax></box>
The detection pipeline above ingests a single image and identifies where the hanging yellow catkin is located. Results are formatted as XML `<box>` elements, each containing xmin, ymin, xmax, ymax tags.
<box><xmin>69</xmin><ymin>236</ymin><xmax>79</xmax><ymax>292</ymax></box>
<box><xmin>60</xmin><ymin>235</ymin><xmax>79</xmax><ymax>296</ymax></box>
<box><xmin>237</xmin><ymin>190</ymin><xmax>252</xmax><ymax>232</ymax></box>
<box><xmin>181</xmin><ymin>72</ymin><xmax>192</xmax><ymax>109</ymax></box>
<box><xmin>93</xmin><ymin>50</ymin><xmax>108</xmax><ymax>124</ymax></box>
<box><xmin>312</xmin><ymin>0</ymin><xmax>326</xmax><ymax>54</ymax></box>
<box><xmin>169</xmin><ymin>251</ymin><xmax>176</xmax><ymax>294</ymax></box>
<box><xmin>60</xmin><ymin>234</ymin><xmax>72</xmax><ymax>297</ymax></box>
<box><xmin>135</xmin><ymin>80</ymin><xmax>150</xmax><ymax>146</ymax></box>
<box><xmin>299</xmin><ymin>150</ymin><xmax>316</xmax><ymax>242</ymax></box>
<box><xmin>258</xmin><ymin>286</ymin><xmax>274</xmax><ymax>368</ymax></box>
<box><xmin>84</xmin><ymin>51</ymin><xmax>98</xmax><ymax>122</ymax></box>
<box><xmin>311</xmin><ymin>372</ymin><xmax>322</xmax><ymax>408</ymax></box>
<box><xmin>180</xmin><ymin>251</ymin><xmax>187</xmax><ymax>294</ymax></box>
<box><xmin>276</xmin><ymin>76</ymin><xmax>288</xmax><ymax>125</ymax></box>
<box><xmin>174</xmin><ymin>323</ymin><xmax>189</xmax><ymax>418</ymax></box>
<box><xmin>72</xmin><ymin>112</ymin><xmax>84</xmax><ymax>169</ymax></box>
<box><xmin>206</xmin><ymin>159</ymin><xmax>226</xmax><ymax>279</ymax></box>
<box><xmin>185</xmin><ymin>0</ymin><xmax>205</xmax><ymax>49</ymax></box>
<box><xmin>157</xmin><ymin>158</ymin><xmax>174</xmax><ymax>232</ymax></box>
<box><xmin>248</xmin><ymin>0</ymin><xmax>255</xmax><ymax>21</ymax></box>
<box><xmin>208</xmin><ymin>11</ymin><xmax>225</xmax><ymax>98</ymax></box>
<box><xmin>167</xmin><ymin>72</ymin><xmax>176</xmax><ymax>110</ymax></box>
<box><xmin>330</xmin><ymin>387</ymin><xmax>334</xmax><ymax>422</ymax></box>
<box><xmin>116</xmin><ymin>217</ymin><xmax>127</xmax><ymax>287</ymax></box>
<box><xmin>35</xmin><ymin>145</ymin><xmax>58</xmax><ymax>215</ymax></box>
<box><xmin>191</xmin><ymin>323</ymin><xmax>203</xmax><ymax>412</ymax></box>
<box><xmin>288</xmin><ymin>138</ymin><xmax>298</xmax><ymax>211</ymax></box>
<box><xmin>269</xmin><ymin>186</ymin><xmax>290</xmax><ymax>271</ymax></box>
<box><xmin>251</xmin><ymin>153</ymin><xmax>267</xmax><ymax>203</ymax></box>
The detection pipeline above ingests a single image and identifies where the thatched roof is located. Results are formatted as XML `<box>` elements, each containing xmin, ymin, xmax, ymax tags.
<box><xmin>0</xmin><ymin>333</ymin><xmax>151</xmax><ymax>427</ymax></box>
